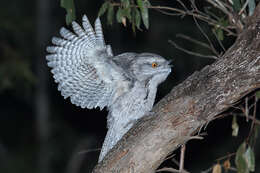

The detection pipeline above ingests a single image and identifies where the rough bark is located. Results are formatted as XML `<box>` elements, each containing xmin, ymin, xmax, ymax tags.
<box><xmin>93</xmin><ymin>5</ymin><xmax>260</xmax><ymax>173</ymax></box>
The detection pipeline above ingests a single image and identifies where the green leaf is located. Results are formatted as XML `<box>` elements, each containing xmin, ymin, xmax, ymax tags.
<box><xmin>235</xmin><ymin>142</ymin><xmax>249</xmax><ymax>173</ymax></box>
<box><xmin>244</xmin><ymin>146</ymin><xmax>255</xmax><ymax>172</ymax></box>
<box><xmin>116</xmin><ymin>8</ymin><xmax>123</xmax><ymax>23</ymax></box>
<box><xmin>248</xmin><ymin>0</ymin><xmax>255</xmax><ymax>16</ymax></box>
<box><xmin>123</xmin><ymin>7</ymin><xmax>132</xmax><ymax>21</ymax></box>
<box><xmin>98</xmin><ymin>1</ymin><xmax>109</xmax><ymax>17</ymax></box>
<box><xmin>219</xmin><ymin>18</ymin><xmax>229</xmax><ymax>27</ymax></box>
<box><xmin>256</xmin><ymin>91</ymin><xmax>260</xmax><ymax>99</ymax></box>
<box><xmin>134</xmin><ymin>7</ymin><xmax>141</xmax><ymax>29</ymax></box>
<box><xmin>216</xmin><ymin>28</ymin><xmax>224</xmax><ymax>41</ymax></box>
<box><xmin>232</xmin><ymin>115</ymin><xmax>239</xmax><ymax>136</ymax></box>
<box><xmin>132</xmin><ymin>22</ymin><xmax>136</xmax><ymax>34</ymax></box>
<box><xmin>236</xmin><ymin>142</ymin><xmax>246</xmax><ymax>164</ymax></box>
<box><xmin>232</xmin><ymin>0</ymin><xmax>241</xmax><ymax>12</ymax></box>
<box><xmin>107</xmin><ymin>3</ymin><xmax>114</xmax><ymax>25</ymax></box>
<box><xmin>121</xmin><ymin>0</ymin><xmax>130</xmax><ymax>8</ymax></box>
<box><xmin>137</xmin><ymin>0</ymin><xmax>150</xmax><ymax>29</ymax></box>
<box><xmin>60</xmin><ymin>0</ymin><xmax>76</xmax><ymax>25</ymax></box>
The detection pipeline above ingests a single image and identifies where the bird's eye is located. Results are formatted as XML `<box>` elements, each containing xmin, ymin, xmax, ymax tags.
<box><xmin>151</xmin><ymin>62</ymin><xmax>158</xmax><ymax>68</ymax></box>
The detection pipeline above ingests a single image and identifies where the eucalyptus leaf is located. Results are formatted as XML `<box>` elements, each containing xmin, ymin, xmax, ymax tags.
<box><xmin>137</xmin><ymin>0</ymin><xmax>150</xmax><ymax>29</ymax></box>
<box><xmin>60</xmin><ymin>0</ymin><xmax>76</xmax><ymax>25</ymax></box>
<box><xmin>232</xmin><ymin>115</ymin><xmax>239</xmax><ymax>136</ymax></box>
<box><xmin>256</xmin><ymin>91</ymin><xmax>260</xmax><ymax>99</ymax></box>
<box><xmin>134</xmin><ymin>7</ymin><xmax>141</xmax><ymax>29</ymax></box>
<box><xmin>123</xmin><ymin>7</ymin><xmax>132</xmax><ymax>21</ymax></box>
<box><xmin>235</xmin><ymin>142</ymin><xmax>249</xmax><ymax>173</ymax></box>
<box><xmin>216</xmin><ymin>28</ymin><xmax>224</xmax><ymax>41</ymax></box>
<box><xmin>107</xmin><ymin>4</ymin><xmax>114</xmax><ymax>25</ymax></box>
<box><xmin>98</xmin><ymin>1</ymin><xmax>109</xmax><ymax>17</ymax></box>
<box><xmin>132</xmin><ymin>22</ymin><xmax>136</xmax><ymax>33</ymax></box>
<box><xmin>244</xmin><ymin>146</ymin><xmax>255</xmax><ymax>172</ymax></box>
<box><xmin>116</xmin><ymin>8</ymin><xmax>123</xmax><ymax>23</ymax></box>
<box><xmin>121</xmin><ymin>0</ymin><xmax>130</xmax><ymax>8</ymax></box>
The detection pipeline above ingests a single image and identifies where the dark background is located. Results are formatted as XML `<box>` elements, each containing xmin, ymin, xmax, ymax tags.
<box><xmin>0</xmin><ymin>0</ymin><xmax>259</xmax><ymax>173</ymax></box>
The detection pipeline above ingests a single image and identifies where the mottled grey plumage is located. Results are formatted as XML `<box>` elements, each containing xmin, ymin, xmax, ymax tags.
<box><xmin>46</xmin><ymin>15</ymin><xmax>171</xmax><ymax>162</ymax></box>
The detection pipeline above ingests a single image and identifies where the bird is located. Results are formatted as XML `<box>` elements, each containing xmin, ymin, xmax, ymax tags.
<box><xmin>46</xmin><ymin>14</ymin><xmax>171</xmax><ymax>162</ymax></box>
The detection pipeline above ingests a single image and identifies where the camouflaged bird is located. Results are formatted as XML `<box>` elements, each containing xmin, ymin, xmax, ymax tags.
<box><xmin>46</xmin><ymin>15</ymin><xmax>171</xmax><ymax>162</ymax></box>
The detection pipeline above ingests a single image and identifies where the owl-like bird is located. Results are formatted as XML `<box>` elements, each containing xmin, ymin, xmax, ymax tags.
<box><xmin>46</xmin><ymin>15</ymin><xmax>171</xmax><ymax>162</ymax></box>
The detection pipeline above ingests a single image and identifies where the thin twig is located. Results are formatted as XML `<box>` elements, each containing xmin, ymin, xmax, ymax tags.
<box><xmin>206</xmin><ymin>0</ymin><xmax>230</xmax><ymax>16</ymax></box>
<box><xmin>212</xmin><ymin>30</ymin><xmax>226</xmax><ymax>52</ymax></box>
<box><xmin>157</xmin><ymin>167</ymin><xmax>190</xmax><ymax>173</ymax></box>
<box><xmin>239</xmin><ymin>0</ymin><xmax>250</xmax><ymax>15</ymax></box>
<box><xmin>219</xmin><ymin>0</ymin><xmax>233</xmax><ymax>11</ymax></box>
<box><xmin>201</xmin><ymin>167</ymin><xmax>212</xmax><ymax>173</ymax></box>
<box><xmin>229</xmin><ymin>167</ymin><xmax>238</xmax><ymax>171</ymax></box>
<box><xmin>176</xmin><ymin>0</ymin><xmax>188</xmax><ymax>11</ymax></box>
<box><xmin>164</xmin><ymin>154</ymin><xmax>176</xmax><ymax>162</ymax></box>
<box><xmin>111</xmin><ymin>2</ymin><xmax>237</xmax><ymax>36</ymax></box>
<box><xmin>171</xmin><ymin>158</ymin><xmax>180</xmax><ymax>166</ymax></box>
<box><xmin>236</xmin><ymin>114</ymin><xmax>260</xmax><ymax>125</ymax></box>
<box><xmin>168</xmin><ymin>40</ymin><xmax>218</xmax><ymax>59</ymax></box>
<box><xmin>245</xmin><ymin>96</ymin><xmax>249</xmax><ymax>122</ymax></box>
<box><xmin>176</xmin><ymin>34</ymin><xmax>212</xmax><ymax>50</ymax></box>
<box><xmin>192</xmin><ymin>13</ymin><xmax>220</xmax><ymax>57</ymax></box>
<box><xmin>248</xmin><ymin>95</ymin><xmax>258</xmax><ymax>144</ymax></box>
<box><xmin>77</xmin><ymin>148</ymin><xmax>101</xmax><ymax>155</ymax></box>
<box><xmin>204</xmin><ymin>7</ymin><xmax>221</xmax><ymax>20</ymax></box>
<box><xmin>179</xmin><ymin>145</ymin><xmax>186</xmax><ymax>172</ymax></box>
<box><xmin>215</xmin><ymin>152</ymin><xmax>236</xmax><ymax>161</ymax></box>
<box><xmin>189</xmin><ymin>1</ymin><xmax>220</xmax><ymax>56</ymax></box>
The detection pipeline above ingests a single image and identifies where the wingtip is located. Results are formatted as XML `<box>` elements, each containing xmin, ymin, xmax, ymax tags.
<box><xmin>46</xmin><ymin>46</ymin><xmax>53</xmax><ymax>53</ymax></box>
<box><xmin>46</xmin><ymin>55</ymin><xmax>52</xmax><ymax>61</ymax></box>
<box><xmin>95</xmin><ymin>17</ymin><xmax>101</xmax><ymax>23</ymax></box>
<box><xmin>51</xmin><ymin>37</ymin><xmax>58</xmax><ymax>45</ymax></box>
<box><xmin>82</xmin><ymin>14</ymin><xmax>88</xmax><ymax>21</ymax></box>
<box><xmin>59</xmin><ymin>27</ymin><xmax>66</xmax><ymax>35</ymax></box>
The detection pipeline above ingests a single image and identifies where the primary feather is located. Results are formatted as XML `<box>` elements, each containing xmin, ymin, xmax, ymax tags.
<box><xmin>46</xmin><ymin>15</ymin><xmax>118</xmax><ymax>110</ymax></box>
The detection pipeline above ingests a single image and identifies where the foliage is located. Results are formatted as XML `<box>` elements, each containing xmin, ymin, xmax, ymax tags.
<box><xmin>235</xmin><ymin>142</ymin><xmax>255</xmax><ymax>173</ymax></box>
<box><xmin>61</xmin><ymin>0</ymin><xmax>76</xmax><ymax>25</ymax></box>
<box><xmin>98</xmin><ymin>0</ymin><xmax>150</xmax><ymax>32</ymax></box>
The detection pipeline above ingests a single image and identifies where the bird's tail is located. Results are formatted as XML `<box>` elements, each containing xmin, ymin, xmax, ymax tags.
<box><xmin>98</xmin><ymin>122</ymin><xmax>131</xmax><ymax>162</ymax></box>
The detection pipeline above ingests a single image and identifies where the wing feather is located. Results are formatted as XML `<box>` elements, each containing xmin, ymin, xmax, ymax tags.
<box><xmin>46</xmin><ymin>15</ymin><xmax>117</xmax><ymax>109</ymax></box>
<box><xmin>94</xmin><ymin>18</ymin><xmax>105</xmax><ymax>46</ymax></box>
<box><xmin>82</xmin><ymin>15</ymin><xmax>96</xmax><ymax>45</ymax></box>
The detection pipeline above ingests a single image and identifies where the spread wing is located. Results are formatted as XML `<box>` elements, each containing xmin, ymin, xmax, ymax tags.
<box><xmin>46</xmin><ymin>15</ymin><xmax>119</xmax><ymax>109</ymax></box>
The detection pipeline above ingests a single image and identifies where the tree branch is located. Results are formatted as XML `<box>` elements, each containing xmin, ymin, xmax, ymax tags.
<box><xmin>93</xmin><ymin>4</ymin><xmax>260</xmax><ymax>173</ymax></box>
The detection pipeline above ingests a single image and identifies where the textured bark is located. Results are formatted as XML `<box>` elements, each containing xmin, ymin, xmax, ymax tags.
<box><xmin>93</xmin><ymin>5</ymin><xmax>260</xmax><ymax>173</ymax></box>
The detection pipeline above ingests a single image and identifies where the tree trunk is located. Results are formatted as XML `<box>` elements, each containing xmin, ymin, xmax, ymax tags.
<box><xmin>93</xmin><ymin>4</ymin><xmax>260</xmax><ymax>173</ymax></box>
<box><xmin>36</xmin><ymin>0</ymin><xmax>51</xmax><ymax>172</ymax></box>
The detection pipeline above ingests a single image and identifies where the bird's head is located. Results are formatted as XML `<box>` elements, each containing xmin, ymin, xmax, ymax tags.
<box><xmin>131</xmin><ymin>53</ymin><xmax>172</xmax><ymax>84</ymax></box>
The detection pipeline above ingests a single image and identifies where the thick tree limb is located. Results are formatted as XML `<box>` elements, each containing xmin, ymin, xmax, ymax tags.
<box><xmin>93</xmin><ymin>5</ymin><xmax>260</xmax><ymax>173</ymax></box>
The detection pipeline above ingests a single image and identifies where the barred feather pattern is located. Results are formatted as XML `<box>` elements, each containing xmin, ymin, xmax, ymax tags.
<box><xmin>46</xmin><ymin>14</ymin><xmax>172</xmax><ymax>164</ymax></box>
<box><xmin>46</xmin><ymin>15</ymin><xmax>114</xmax><ymax>109</ymax></box>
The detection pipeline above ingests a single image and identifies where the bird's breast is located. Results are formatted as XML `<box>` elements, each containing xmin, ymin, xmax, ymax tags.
<box><xmin>109</xmin><ymin>82</ymin><xmax>152</xmax><ymax>126</ymax></box>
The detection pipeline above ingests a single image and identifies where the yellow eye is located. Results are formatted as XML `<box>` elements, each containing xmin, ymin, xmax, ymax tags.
<box><xmin>152</xmin><ymin>62</ymin><xmax>158</xmax><ymax>68</ymax></box>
